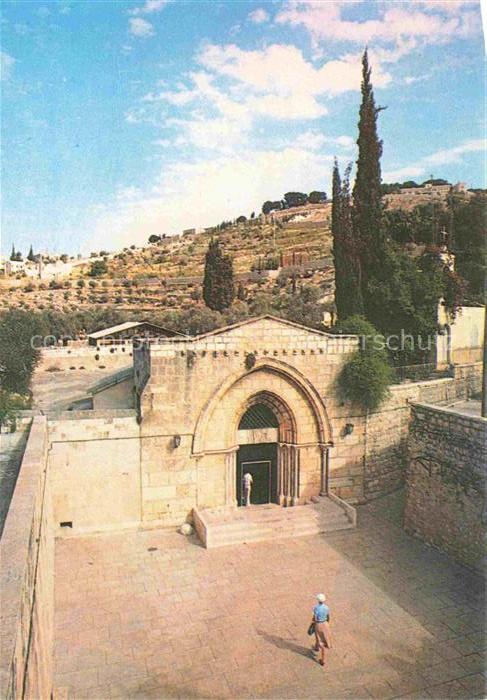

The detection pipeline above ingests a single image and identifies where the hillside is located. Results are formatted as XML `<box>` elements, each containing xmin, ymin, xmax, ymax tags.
<box><xmin>1</xmin><ymin>204</ymin><xmax>334</xmax><ymax>313</ymax></box>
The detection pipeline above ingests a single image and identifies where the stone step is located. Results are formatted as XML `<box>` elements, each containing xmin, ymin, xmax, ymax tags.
<box><xmin>208</xmin><ymin>517</ymin><xmax>353</xmax><ymax>548</ymax></box>
<box><xmin>198</xmin><ymin>498</ymin><xmax>355</xmax><ymax>548</ymax></box>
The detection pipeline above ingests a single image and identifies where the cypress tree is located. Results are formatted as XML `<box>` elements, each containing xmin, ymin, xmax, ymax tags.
<box><xmin>352</xmin><ymin>49</ymin><xmax>387</xmax><ymax>317</ymax></box>
<box><xmin>331</xmin><ymin>159</ymin><xmax>363</xmax><ymax>320</ymax></box>
<box><xmin>10</xmin><ymin>244</ymin><xmax>15</xmax><ymax>261</ymax></box>
<box><xmin>203</xmin><ymin>239</ymin><xmax>235</xmax><ymax>311</ymax></box>
<box><xmin>27</xmin><ymin>245</ymin><xmax>35</xmax><ymax>262</ymax></box>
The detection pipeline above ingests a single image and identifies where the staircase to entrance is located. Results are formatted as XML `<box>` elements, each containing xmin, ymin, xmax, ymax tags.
<box><xmin>192</xmin><ymin>495</ymin><xmax>356</xmax><ymax>548</ymax></box>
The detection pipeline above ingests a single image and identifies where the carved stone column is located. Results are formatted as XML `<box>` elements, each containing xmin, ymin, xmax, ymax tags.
<box><xmin>277</xmin><ymin>444</ymin><xmax>284</xmax><ymax>505</ymax></box>
<box><xmin>320</xmin><ymin>445</ymin><xmax>329</xmax><ymax>496</ymax></box>
<box><xmin>291</xmin><ymin>445</ymin><xmax>300</xmax><ymax>506</ymax></box>
<box><xmin>225</xmin><ymin>449</ymin><xmax>238</xmax><ymax>507</ymax></box>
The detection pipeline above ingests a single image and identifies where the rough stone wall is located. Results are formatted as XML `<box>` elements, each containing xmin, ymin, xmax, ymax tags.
<box><xmin>405</xmin><ymin>403</ymin><xmax>486</xmax><ymax>571</ymax></box>
<box><xmin>363</xmin><ymin>365</ymin><xmax>482</xmax><ymax>501</ymax></box>
<box><xmin>0</xmin><ymin>416</ymin><xmax>54</xmax><ymax>699</ymax></box>
<box><xmin>48</xmin><ymin>411</ymin><xmax>140</xmax><ymax>535</ymax></box>
<box><xmin>38</xmin><ymin>345</ymin><xmax>134</xmax><ymax>372</ymax></box>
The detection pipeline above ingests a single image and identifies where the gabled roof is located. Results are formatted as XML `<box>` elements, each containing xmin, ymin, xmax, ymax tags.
<box><xmin>87</xmin><ymin>366</ymin><xmax>134</xmax><ymax>395</ymax></box>
<box><xmin>192</xmin><ymin>314</ymin><xmax>357</xmax><ymax>340</ymax></box>
<box><xmin>88</xmin><ymin>320</ymin><xmax>186</xmax><ymax>340</ymax></box>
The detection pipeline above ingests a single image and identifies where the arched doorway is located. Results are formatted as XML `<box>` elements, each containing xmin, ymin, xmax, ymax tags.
<box><xmin>235</xmin><ymin>393</ymin><xmax>298</xmax><ymax>507</ymax></box>
<box><xmin>236</xmin><ymin>403</ymin><xmax>279</xmax><ymax>506</ymax></box>
<box><xmin>191</xmin><ymin>360</ymin><xmax>332</xmax><ymax>510</ymax></box>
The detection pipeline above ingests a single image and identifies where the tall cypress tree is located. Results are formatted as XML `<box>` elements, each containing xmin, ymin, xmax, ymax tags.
<box><xmin>203</xmin><ymin>239</ymin><xmax>235</xmax><ymax>311</ymax></box>
<box><xmin>27</xmin><ymin>245</ymin><xmax>35</xmax><ymax>262</ymax></box>
<box><xmin>352</xmin><ymin>49</ymin><xmax>386</xmax><ymax>316</ymax></box>
<box><xmin>331</xmin><ymin>159</ymin><xmax>363</xmax><ymax>319</ymax></box>
<box><xmin>10</xmin><ymin>244</ymin><xmax>15</xmax><ymax>261</ymax></box>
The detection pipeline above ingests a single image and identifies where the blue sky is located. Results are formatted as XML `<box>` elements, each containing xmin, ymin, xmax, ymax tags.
<box><xmin>1</xmin><ymin>0</ymin><xmax>485</xmax><ymax>256</ymax></box>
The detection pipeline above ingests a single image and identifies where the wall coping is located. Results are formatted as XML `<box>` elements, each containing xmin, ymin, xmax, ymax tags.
<box><xmin>0</xmin><ymin>416</ymin><xmax>48</xmax><ymax>696</ymax></box>
<box><xmin>46</xmin><ymin>408</ymin><xmax>137</xmax><ymax>422</ymax></box>
<box><xmin>410</xmin><ymin>401</ymin><xmax>487</xmax><ymax>425</ymax></box>
<box><xmin>389</xmin><ymin>377</ymin><xmax>453</xmax><ymax>393</ymax></box>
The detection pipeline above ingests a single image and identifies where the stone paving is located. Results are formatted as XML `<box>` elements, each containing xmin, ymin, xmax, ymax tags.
<box><xmin>54</xmin><ymin>491</ymin><xmax>485</xmax><ymax>699</ymax></box>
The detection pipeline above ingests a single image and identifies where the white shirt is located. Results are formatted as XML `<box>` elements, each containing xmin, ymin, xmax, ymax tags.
<box><xmin>243</xmin><ymin>473</ymin><xmax>253</xmax><ymax>489</ymax></box>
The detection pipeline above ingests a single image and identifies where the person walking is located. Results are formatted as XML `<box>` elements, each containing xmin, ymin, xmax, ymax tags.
<box><xmin>311</xmin><ymin>593</ymin><xmax>331</xmax><ymax>666</ymax></box>
<box><xmin>242</xmin><ymin>472</ymin><xmax>253</xmax><ymax>506</ymax></box>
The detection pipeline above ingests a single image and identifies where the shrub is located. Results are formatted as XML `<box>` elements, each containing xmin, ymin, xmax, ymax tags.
<box><xmin>88</xmin><ymin>260</ymin><xmax>108</xmax><ymax>277</ymax></box>
<box><xmin>335</xmin><ymin>315</ymin><xmax>393</xmax><ymax>410</ymax></box>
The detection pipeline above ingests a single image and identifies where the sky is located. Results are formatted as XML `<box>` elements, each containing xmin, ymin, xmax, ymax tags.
<box><xmin>1</xmin><ymin>0</ymin><xmax>485</xmax><ymax>256</ymax></box>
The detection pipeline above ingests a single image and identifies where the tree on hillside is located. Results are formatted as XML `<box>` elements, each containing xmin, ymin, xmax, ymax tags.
<box><xmin>10</xmin><ymin>245</ymin><xmax>16</xmax><ymax>261</ymax></box>
<box><xmin>0</xmin><ymin>310</ymin><xmax>43</xmax><ymax>395</ymax></box>
<box><xmin>352</xmin><ymin>49</ymin><xmax>387</xmax><ymax>321</ymax></box>
<box><xmin>88</xmin><ymin>259</ymin><xmax>108</xmax><ymax>277</ymax></box>
<box><xmin>27</xmin><ymin>245</ymin><xmax>35</xmax><ymax>262</ymax></box>
<box><xmin>331</xmin><ymin>160</ymin><xmax>363</xmax><ymax>319</ymax></box>
<box><xmin>308</xmin><ymin>190</ymin><xmax>327</xmax><ymax>204</ymax></box>
<box><xmin>203</xmin><ymin>239</ymin><xmax>235</xmax><ymax>311</ymax></box>
<box><xmin>262</xmin><ymin>200</ymin><xmax>283</xmax><ymax>215</ymax></box>
<box><xmin>284</xmin><ymin>192</ymin><xmax>308</xmax><ymax>208</ymax></box>
<box><xmin>449</xmin><ymin>191</ymin><xmax>486</xmax><ymax>303</ymax></box>
<box><xmin>148</xmin><ymin>234</ymin><xmax>161</xmax><ymax>244</ymax></box>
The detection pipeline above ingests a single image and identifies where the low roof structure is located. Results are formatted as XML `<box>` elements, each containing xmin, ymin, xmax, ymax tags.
<box><xmin>88</xmin><ymin>320</ymin><xmax>185</xmax><ymax>345</ymax></box>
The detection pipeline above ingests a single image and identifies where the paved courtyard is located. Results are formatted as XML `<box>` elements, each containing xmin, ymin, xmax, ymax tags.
<box><xmin>54</xmin><ymin>492</ymin><xmax>485</xmax><ymax>699</ymax></box>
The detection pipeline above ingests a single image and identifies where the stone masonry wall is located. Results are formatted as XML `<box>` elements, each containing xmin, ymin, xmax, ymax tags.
<box><xmin>48</xmin><ymin>411</ymin><xmax>140</xmax><ymax>535</ymax></box>
<box><xmin>38</xmin><ymin>344</ymin><xmax>134</xmax><ymax>372</ymax></box>
<box><xmin>404</xmin><ymin>403</ymin><xmax>486</xmax><ymax>571</ymax></box>
<box><xmin>0</xmin><ymin>416</ymin><xmax>54</xmax><ymax>699</ymax></box>
<box><xmin>363</xmin><ymin>363</ymin><xmax>482</xmax><ymax>501</ymax></box>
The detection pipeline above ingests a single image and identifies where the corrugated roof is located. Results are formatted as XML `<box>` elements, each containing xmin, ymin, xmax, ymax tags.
<box><xmin>88</xmin><ymin>320</ymin><xmax>185</xmax><ymax>340</ymax></box>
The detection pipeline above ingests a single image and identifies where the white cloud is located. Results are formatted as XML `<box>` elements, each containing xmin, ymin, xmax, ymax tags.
<box><xmin>136</xmin><ymin>43</ymin><xmax>392</xmax><ymax>159</ymax></box>
<box><xmin>249</xmin><ymin>8</ymin><xmax>269</xmax><ymax>24</ymax></box>
<box><xmin>276</xmin><ymin>1</ymin><xmax>479</xmax><ymax>51</ymax></box>
<box><xmin>384</xmin><ymin>138</ymin><xmax>485</xmax><ymax>181</ymax></box>
<box><xmin>294</xmin><ymin>131</ymin><xmax>355</xmax><ymax>152</ymax></box>
<box><xmin>198</xmin><ymin>43</ymin><xmax>391</xmax><ymax>97</ymax></box>
<box><xmin>383</xmin><ymin>166</ymin><xmax>425</xmax><ymax>181</ymax></box>
<box><xmin>129</xmin><ymin>17</ymin><xmax>154</xmax><ymax>37</ymax></box>
<box><xmin>1</xmin><ymin>52</ymin><xmax>15</xmax><ymax>81</ymax></box>
<box><xmin>87</xmin><ymin>146</ymin><xmax>337</xmax><ymax>251</ymax></box>
<box><xmin>130</xmin><ymin>0</ymin><xmax>167</xmax><ymax>15</ymax></box>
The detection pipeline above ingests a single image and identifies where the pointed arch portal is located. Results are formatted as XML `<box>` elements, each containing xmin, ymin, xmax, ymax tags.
<box><xmin>192</xmin><ymin>358</ymin><xmax>332</xmax><ymax>508</ymax></box>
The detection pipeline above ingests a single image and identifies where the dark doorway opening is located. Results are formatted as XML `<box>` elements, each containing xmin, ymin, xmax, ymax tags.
<box><xmin>237</xmin><ymin>443</ymin><xmax>278</xmax><ymax>506</ymax></box>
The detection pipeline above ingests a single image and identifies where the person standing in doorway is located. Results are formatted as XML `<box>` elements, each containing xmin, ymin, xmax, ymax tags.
<box><xmin>242</xmin><ymin>472</ymin><xmax>253</xmax><ymax>506</ymax></box>
<box><xmin>312</xmin><ymin>593</ymin><xmax>331</xmax><ymax>666</ymax></box>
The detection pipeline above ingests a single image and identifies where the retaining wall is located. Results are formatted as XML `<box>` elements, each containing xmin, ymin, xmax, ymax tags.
<box><xmin>0</xmin><ymin>416</ymin><xmax>54</xmax><ymax>699</ymax></box>
<box><xmin>405</xmin><ymin>403</ymin><xmax>486</xmax><ymax>570</ymax></box>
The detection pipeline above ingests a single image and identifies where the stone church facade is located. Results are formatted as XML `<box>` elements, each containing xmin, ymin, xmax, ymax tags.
<box><xmin>46</xmin><ymin>315</ymin><xmax>481</xmax><ymax>535</ymax></box>
<box><xmin>134</xmin><ymin>316</ymin><xmax>359</xmax><ymax>525</ymax></box>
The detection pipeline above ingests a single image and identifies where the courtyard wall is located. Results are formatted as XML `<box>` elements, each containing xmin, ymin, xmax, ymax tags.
<box><xmin>0</xmin><ymin>416</ymin><xmax>54</xmax><ymax>699</ymax></box>
<box><xmin>404</xmin><ymin>402</ymin><xmax>486</xmax><ymax>571</ymax></box>
<box><xmin>48</xmin><ymin>410</ymin><xmax>140</xmax><ymax>534</ymax></box>
<box><xmin>363</xmin><ymin>363</ymin><xmax>482</xmax><ymax>501</ymax></box>
<box><xmin>38</xmin><ymin>344</ymin><xmax>134</xmax><ymax>372</ymax></box>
